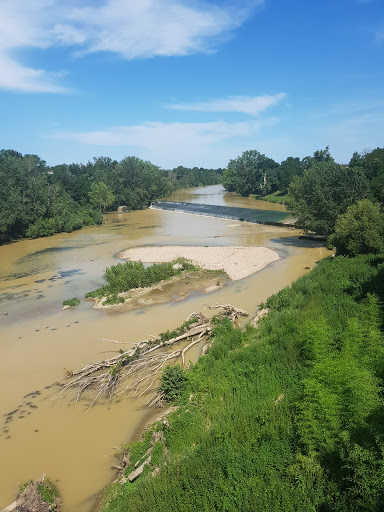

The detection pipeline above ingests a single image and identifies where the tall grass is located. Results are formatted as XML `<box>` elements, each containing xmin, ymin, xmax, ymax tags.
<box><xmin>85</xmin><ymin>257</ymin><xmax>199</xmax><ymax>304</ymax></box>
<box><xmin>103</xmin><ymin>254</ymin><xmax>384</xmax><ymax>511</ymax></box>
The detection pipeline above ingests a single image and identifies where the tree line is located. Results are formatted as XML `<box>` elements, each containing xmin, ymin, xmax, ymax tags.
<box><xmin>0</xmin><ymin>150</ymin><xmax>223</xmax><ymax>242</ymax></box>
<box><xmin>223</xmin><ymin>146</ymin><xmax>384</xmax><ymax>255</ymax></box>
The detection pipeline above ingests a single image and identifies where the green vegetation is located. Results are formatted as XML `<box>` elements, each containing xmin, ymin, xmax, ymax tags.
<box><xmin>287</xmin><ymin>160</ymin><xmax>368</xmax><ymax>235</ymax></box>
<box><xmin>223</xmin><ymin>146</ymin><xmax>384</xmax><ymax>248</ymax></box>
<box><xmin>36</xmin><ymin>478</ymin><xmax>60</xmax><ymax>504</ymax></box>
<box><xmin>85</xmin><ymin>258</ymin><xmax>200</xmax><ymax>305</ymax></box>
<box><xmin>62</xmin><ymin>297</ymin><xmax>80</xmax><ymax>307</ymax></box>
<box><xmin>102</xmin><ymin>254</ymin><xmax>384</xmax><ymax>511</ymax></box>
<box><xmin>254</xmin><ymin>190</ymin><xmax>290</xmax><ymax>204</ymax></box>
<box><xmin>159</xmin><ymin>364</ymin><xmax>188</xmax><ymax>401</ymax></box>
<box><xmin>88</xmin><ymin>181</ymin><xmax>115</xmax><ymax>212</ymax></box>
<box><xmin>223</xmin><ymin>149</ymin><xmax>279</xmax><ymax>197</ymax></box>
<box><xmin>159</xmin><ymin>314</ymin><xmax>201</xmax><ymax>343</ymax></box>
<box><xmin>17</xmin><ymin>476</ymin><xmax>61</xmax><ymax>510</ymax></box>
<box><xmin>329</xmin><ymin>199</ymin><xmax>384</xmax><ymax>255</ymax></box>
<box><xmin>0</xmin><ymin>149</ymin><xmax>222</xmax><ymax>243</ymax></box>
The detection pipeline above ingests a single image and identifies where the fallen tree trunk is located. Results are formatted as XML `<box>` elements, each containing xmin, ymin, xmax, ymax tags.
<box><xmin>57</xmin><ymin>304</ymin><xmax>247</xmax><ymax>408</ymax></box>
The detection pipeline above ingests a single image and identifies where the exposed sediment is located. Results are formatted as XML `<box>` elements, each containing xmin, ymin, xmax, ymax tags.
<box><xmin>119</xmin><ymin>246</ymin><xmax>280</xmax><ymax>281</ymax></box>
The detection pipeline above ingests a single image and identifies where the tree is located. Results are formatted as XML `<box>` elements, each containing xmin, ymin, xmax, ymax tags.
<box><xmin>328</xmin><ymin>200</ymin><xmax>384</xmax><ymax>256</ymax></box>
<box><xmin>223</xmin><ymin>150</ymin><xmax>279</xmax><ymax>196</ymax></box>
<box><xmin>278</xmin><ymin>156</ymin><xmax>304</xmax><ymax>193</ymax></box>
<box><xmin>88</xmin><ymin>182</ymin><xmax>115</xmax><ymax>212</ymax></box>
<box><xmin>288</xmin><ymin>161</ymin><xmax>368</xmax><ymax>235</ymax></box>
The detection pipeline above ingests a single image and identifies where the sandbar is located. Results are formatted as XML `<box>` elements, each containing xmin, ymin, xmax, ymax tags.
<box><xmin>120</xmin><ymin>246</ymin><xmax>280</xmax><ymax>281</ymax></box>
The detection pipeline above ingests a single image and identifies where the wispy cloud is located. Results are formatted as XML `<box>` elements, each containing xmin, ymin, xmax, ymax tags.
<box><xmin>51</xmin><ymin>118</ymin><xmax>276</xmax><ymax>167</ymax></box>
<box><xmin>0</xmin><ymin>53</ymin><xmax>68</xmax><ymax>94</ymax></box>
<box><xmin>54</xmin><ymin>120</ymin><xmax>264</xmax><ymax>146</ymax></box>
<box><xmin>0</xmin><ymin>0</ymin><xmax>69</xmax><ymax>93</ymax></box>
<box><xmin>169</xmin><ymin>93</ymin><xmax>286</xmax><ymax>116</ymax></box>
<box><xmin>0</xmin><ymin>0</ymin><xmax>263</xmax><ymax>93</ymax></box>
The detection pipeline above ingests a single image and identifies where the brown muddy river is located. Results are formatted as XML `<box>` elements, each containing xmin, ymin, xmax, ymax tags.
<box><xmin>0</xmin><ymin>185</ymin><xmax>330</xmax><ymax>511</ymax></box>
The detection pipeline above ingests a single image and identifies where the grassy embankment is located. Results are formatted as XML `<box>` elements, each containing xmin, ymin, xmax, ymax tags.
<box><xmin>254</xmin><ymin>191</ymin><xmax>290</xmax><ymax>204</ymax></box>
<box><xmin>85</xmin><ymin>258</ymin><xmax>220</xmax><ymax>306</ymax></box>
<box><xmin>102</xmin><ymin>253</ymin><xmax>384</xmax><ymax>512</ymax></box>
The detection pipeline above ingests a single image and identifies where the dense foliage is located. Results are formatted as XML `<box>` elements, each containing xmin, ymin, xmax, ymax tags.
<box><xmin>0</xmin><ymin>149</ymin><xmax>222</xmax><ymax>242</ymax></box>
<box><xmin>223</xmin><ymin>150</ymin><xmax>279</xmax><ymax>196</ymax></box>
<box><xmin>159</xmin><ymin>364</ymin><xmax>188</xmax><ymax>402</ymax></box>
<box><xmin>287</xmin><ymin>161</ymin><xmax>368</xmax><ymax>235</ymax></box>
<box><xmin>0</xmin><ymin>150</ymin><xmax>103</xmax><ymax>241</ymax></box>
<box><xmin>329</xmin><ymin>199</ymin><xmax>384</xmax><ymax>255</ymax></box>
<box><xmin>222</xmin><ymin>146</ymin><xmax>335</xmax><ymax>198</ymax></box>
<box><xmin>62</xmin><ymin>298</ymin><xmax>80</xmax><ymax>307</ymax></box>
<box><xmin>222</xmin><ymin>146</ymin><xmax>384</xmax><ymax>247</ymax></box>
<box><xmin>103</xmin><ymin>254</ymin><xmax>384</xmax><ymax>511</ymax></box>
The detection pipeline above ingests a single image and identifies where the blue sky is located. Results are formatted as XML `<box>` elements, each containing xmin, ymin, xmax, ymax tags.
<box><xmin>0</xmin><ymin>0</ymin><xmax>383</xmax><ymax>169</ymax></box>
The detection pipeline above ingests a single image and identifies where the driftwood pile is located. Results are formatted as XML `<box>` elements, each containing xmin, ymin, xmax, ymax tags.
<box><xmin>1</xmin><ymin>474</ymin><xmax>61</xmax><ymax>512</ymax></box>
<box><xmin>58</xmin><ymin>304</ymin><xmax>247</xmax><ymax>408</ymax></box>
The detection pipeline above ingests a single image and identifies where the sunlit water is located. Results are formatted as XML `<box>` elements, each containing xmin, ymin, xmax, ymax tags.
<box><xmin>0</xmin><ymin>185</ymin><xmax>330</xmax><ymax>511</ymax></box>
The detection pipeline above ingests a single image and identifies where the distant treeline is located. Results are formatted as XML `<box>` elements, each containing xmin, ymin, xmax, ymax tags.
<box><xmin>223</xmin><ymin>146</ymin><xmax>384</xmax><ymax>253</ymax></box>
<box><xmin>223</xmin><ymin>146</ymin><xmax>384</xmax><ymax>201</ymax></box>
<box><xmin>0</xmin><ymin>150</ymin><xmax>223</xmax><ymax>242</ymax></box>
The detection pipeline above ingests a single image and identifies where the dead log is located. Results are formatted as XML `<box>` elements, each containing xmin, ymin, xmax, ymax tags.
<box><xmin>251</xmin><ymin>308</ymin><xmax>269</xmax><ymax>328</ymax></box>
<box><xmin>128</xmin><ymin>456</ymin><xmax>151</xmax><ymax>482</ymax></box>
<box><xmin>1</xmin><ymin>502</ymin><xmax>17</xmax><ymax>512</ymax></box>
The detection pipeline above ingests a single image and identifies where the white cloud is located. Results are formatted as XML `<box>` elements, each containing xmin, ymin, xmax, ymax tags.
<box><xmin>0</xmin><ymin>0</ymin><xmax>263</xmax><ymax>93</ymax></box>
<box><xmin>51</xmin><ymin>119</ymin><xmax>275</xmax><ymax>168</ymax></box>
<box><xmin>169</xmin><ymin>93</ymin><xmax>286</xmax><ymax>116</ymax></box>
<box><xmin>0</xmin><ymin>53</ymin><xmax>68</xmax><ymax>93</ymax></box>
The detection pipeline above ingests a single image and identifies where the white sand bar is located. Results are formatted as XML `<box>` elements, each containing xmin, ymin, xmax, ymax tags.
<box><xmin>120</xmin><ymin>246</ymin><xmax>280</xmax><ymax>281</ymax></box>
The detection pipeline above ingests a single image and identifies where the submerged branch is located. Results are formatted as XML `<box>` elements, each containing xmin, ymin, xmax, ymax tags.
<box><xmin>56</xmin><ymin>304</ymin><xmax>247</xmax><ymax>408</ymax></box>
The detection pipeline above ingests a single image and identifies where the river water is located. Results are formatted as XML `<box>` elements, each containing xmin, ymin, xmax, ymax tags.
<box><xmin>0</xmin><ymin>185</ymin><xmax>329</xmax><ymax>511</ymax></box>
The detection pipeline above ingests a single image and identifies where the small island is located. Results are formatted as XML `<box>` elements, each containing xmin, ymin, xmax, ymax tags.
<box><xmin>85</xmin><ymin>246</ymin><xmax>280</xmax><ymax>310</ymax></box>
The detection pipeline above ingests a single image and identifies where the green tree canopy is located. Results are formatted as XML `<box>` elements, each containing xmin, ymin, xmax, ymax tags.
<box><xmin>223</xmin><ymin>150</ymin><xmax>279</xmax><ymax>196</ymax></box>
<box><xmin>288</xmin><ymin>161</ymin><xmax>368</xmax><ymax>235</ymax></box>
<box><xmin>328</xmin><ymin>199</ymin><xmax>384</xmax><ymax>255</ymax></box>
<box><xmin>278</xmin><ymin>156</ymin><xmax>304</xmax><ymax>194</ymax></box>
<box><xmin>88</xmin><ymin>182</ymin><xmax>115</xmax><ymax>212</ymax></box>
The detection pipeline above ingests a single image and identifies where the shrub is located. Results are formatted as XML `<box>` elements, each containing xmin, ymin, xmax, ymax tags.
<box><xmin>86</xmin><ymin>258</ymin><xmax>200</xmax><ymax>300</ymax></box>
<box><xmin>328</xmin><ymin>199</ymin><xmax>384</xmax><ymax>256</ymax></box>
<box><xmin>159</xmin><ymin>364</ymin><xmax>187</xmax><ymax>401</ymax></box>
<box><xmin>62</xmin><ymin>297</ymin><xmax>80</xmax><ymax>307</ymax></box>
<box><xmin>26</xmin><ymin>218</ymin><xmax>56</xmax><ymax>238</ymax></box>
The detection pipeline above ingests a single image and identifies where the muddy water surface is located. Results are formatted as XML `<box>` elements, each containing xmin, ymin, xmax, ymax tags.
<box><xmin>0</xmin><ymin>185</ymin><xmax>329</xmax><ymax>511</ymax></box>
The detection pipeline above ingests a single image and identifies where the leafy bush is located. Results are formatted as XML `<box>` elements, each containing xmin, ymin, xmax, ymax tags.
<box><xmin>159</xmin><ymin>364</ymin><xmax>188</xmax><ymax>402</ymax></box>
<box><xmin>62</xmin><ymin>297</ymin><xmax>80</xmax><ymax>307</ymax></box>
<box><xmin>328</xmin><ymin>199</ymin><xmax>384</xmax><ymax>256</ymax></box>
<box><xmin>86</xmin><ymin>258</ymin><xmax>199</xmax><ymax>301</ymax></box>
<box><xmin>26</xmin><ymin>218</ymin><xmax>56</xmax><ymax>238</ymax></box>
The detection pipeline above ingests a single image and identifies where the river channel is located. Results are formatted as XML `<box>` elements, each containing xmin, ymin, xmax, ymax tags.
<box><xmin>0</xmin><ymin>185</ymin><xmax>330</xmax><ymax>511</ymax></box>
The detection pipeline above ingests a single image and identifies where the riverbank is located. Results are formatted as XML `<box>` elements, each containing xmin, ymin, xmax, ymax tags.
<box><xmin>100</xmin><ymin>253</ymin><xmax>384</xmax><ymax>512</ymax></box>
<box><xmin>0</xmin><ymin>185</ymin><xmax>330</xmax><ymax>512</ymax></box>
<box><xmin>119</xmin><ymin>246</ymin><xmax>280</xmax><ymax>281</ymax></box>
